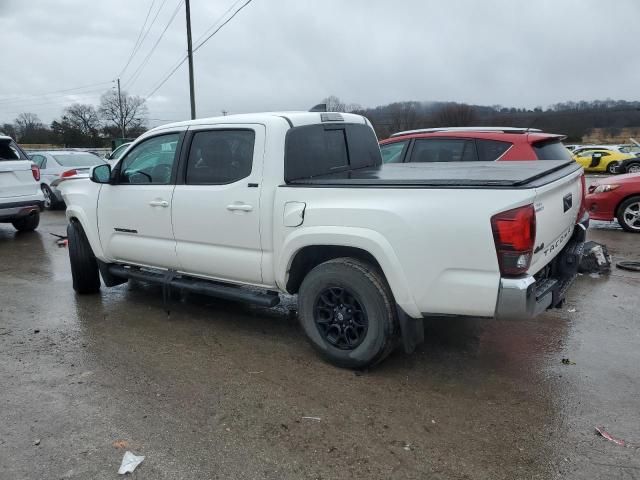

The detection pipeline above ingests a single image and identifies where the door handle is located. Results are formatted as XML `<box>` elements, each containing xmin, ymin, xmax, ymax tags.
<box><xmin>149</xmin><ymin>200</ymin><xmax>169</xmax><ymax>207</ymax></box>
<box><xmin>226</xmin><ymin>203</ymin><xmax>253</xmax><ymax>212</ymax></box>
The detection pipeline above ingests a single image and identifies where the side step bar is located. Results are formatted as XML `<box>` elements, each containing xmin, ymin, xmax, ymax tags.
<box><xmin>107</xmin><ymin>265</ymin><xmax>280</xmax><ymax>308</ymax></box>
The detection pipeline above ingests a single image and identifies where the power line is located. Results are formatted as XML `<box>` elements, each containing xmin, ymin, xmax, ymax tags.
<box><xmin>118</xmin><ymin>0</ymin><xmax>157</xmax><ymax>78</ymax></box>
<box><xmin>144</xmin><ymin>0</ymin><xmax>254</xmax><ymax>99</ymax></box>
<box><xmin>124</xmin><ymin>0</ymin><xmax>185</xmax><ymax>90</ymax></box>
<box><xmin>192</xmin><ymin>0</ymin><xmax>244</xmax><ymax>45</ymax></box>
<box><xmin>192</xmin><ymin>0</ymin><xmax>253</xmax><ymax>53</ymax></box>
<box><xmin>120</xmin><ymin>0</ymin><xmax>171</xmax><ymax>81</ymax></box>
<box><xmin>0</xmin><ymin>82</ymin><xmax>112</xmax><ymax>106</ymax></box>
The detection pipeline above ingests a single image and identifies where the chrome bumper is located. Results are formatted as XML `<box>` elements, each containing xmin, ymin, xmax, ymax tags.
<box><xmin>495</xmin><ymin>217</ymin><xmax>587</xmax><ymax>320</ymax></box>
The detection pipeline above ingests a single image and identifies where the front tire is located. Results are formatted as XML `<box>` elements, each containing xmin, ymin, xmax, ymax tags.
<box><xmin>11</xmin><ymin>212</ymin><xmax>40</xmax><ymax>232</ymax></box>
<box><xmin>617</xmin><ymin>196</ymin><xmax>640</xmax><ymax>233</ymax></box>
<box><xmin>67</xmin><ymin>221</ymin><xmax>101</xmax><ymax>293</ymax></box>
<box><xmin>298</xmin><ymin>257</ymin><xmax>398</xmax><ymax>369</ymax></box>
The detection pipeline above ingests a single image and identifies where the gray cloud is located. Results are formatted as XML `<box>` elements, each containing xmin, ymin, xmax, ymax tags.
<box><xmin>1</xmin><ymin>0</ymin><xmax>639</xmax><ymax>126</ymax></box>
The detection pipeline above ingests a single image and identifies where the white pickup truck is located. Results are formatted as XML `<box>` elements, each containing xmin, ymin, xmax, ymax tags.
<box><xmin>60</xmin><ymin>112</ymin><xmax>587</xmax><ymax>368</ymax></box>
<box><xmin>0</xmin><ymin>135</ymin><xmax>43</xmax><ymax>232</ymax></box>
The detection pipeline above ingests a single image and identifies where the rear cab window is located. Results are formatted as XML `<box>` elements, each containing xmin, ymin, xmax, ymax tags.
<box><xmin>533</xmin><ymin>140</ymin><xmax>573</xmax><ymax>160</ymax></box>
<box><xmin>285</xmin><ymin>123</ymin><xmax>381</xmax><ymax>182</ymax></box>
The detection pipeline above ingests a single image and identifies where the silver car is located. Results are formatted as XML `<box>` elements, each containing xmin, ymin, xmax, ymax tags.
<box><xmin>29</xmin><ymin>151</ymin><xmax>107</xmax><ymax>209</ymax></box>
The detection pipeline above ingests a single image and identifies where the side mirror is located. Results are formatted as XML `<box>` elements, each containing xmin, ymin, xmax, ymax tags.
<box><xmin>91</xmin><ymin>164</ymin><xmax>112</xmax><ymax>184</ymax></box>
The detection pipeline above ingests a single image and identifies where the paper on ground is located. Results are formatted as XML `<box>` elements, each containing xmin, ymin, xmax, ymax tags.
<box><xmin>118</xmin><ymin>451</ymin><xmax>145</xmax><ymax>475</ymax></box>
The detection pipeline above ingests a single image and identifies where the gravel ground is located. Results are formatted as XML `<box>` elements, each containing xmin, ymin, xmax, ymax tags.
<box><xmin>1</xmin><ymin>209</ymin><xmax>639</xmax><ymax>479</ymax></box>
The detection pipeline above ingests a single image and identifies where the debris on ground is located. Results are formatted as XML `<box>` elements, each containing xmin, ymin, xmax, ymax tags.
<box><xmin>403</xmin><ymin>443</ymin><xmax>413</xmax><ymax>451</ymax></box>
<box><xmin>112</xmin><ymin>440</ymin><xmax>129</xmax><ymax>449</ymax></box>
<box><xmin>302</xmin><ymin>416</ymin><xmax>321</xmax><ymax>421</ymax></box>
<box><xmin>616</xmin><ymin>261</ymin><xmax>640</xmax><ymax>272</ymax></box>
<box><xmin>33</xmin><ymin>439</ymin><xmax>40</xmax><ymax>446</ymax></box>
<box><xmin>568</xmin><ymin>308</ymin><xmax>576</xmax><ymax>313</ymax></box>
<box><xmin>118</xmin><ymin>451</ymin><xmax>145</xmax><ymax>475</ymax></box>
<box><xmin>579</xmin><ymin>241</ymin><xmax>611</xmax><ymax>274</ymax></box>
<box><xmin>33</xmin><ymin>329</ymin><xmax>40</xmax><ymax>334</ymax></box>
<box><xmin>561</xmin><ymin>358</ymin><xmax>576</xmax><ymax>365</ymax></box>
<box><xmin>49</xmin><ymin>232</ymin><xmax>69</xmax><ymax>248</ymax></box>
<box><xmin>595</xmin><ymin>426</ymin><xmax>626</xmax><ymax>447</ymax></box>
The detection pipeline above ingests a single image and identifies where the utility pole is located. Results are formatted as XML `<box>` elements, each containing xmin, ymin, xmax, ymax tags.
<box><xmin>185</xmin><ymin>0</ymin><xmax>196</xmax><ymax>119</ymax></box>
<box><xmin>117</xmin><ymin>78</ymin><xmax>125</xmax><ymax>139</ymax></box>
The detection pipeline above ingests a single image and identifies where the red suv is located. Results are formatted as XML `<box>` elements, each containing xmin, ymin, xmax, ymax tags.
<box><xmin>379</xmin><ymin>127</ymin><xmax>573</xmax><ymax>164</ymax></box>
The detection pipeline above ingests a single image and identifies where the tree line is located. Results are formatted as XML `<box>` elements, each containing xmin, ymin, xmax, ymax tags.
<box><xmin>323</xmin><ymin>96</ymin><xmax>640</xmax><ymax>141</ymax></box>
<box><xmin>1</xmin><ymin>89</ymin><xmax>148</xmax><ymax>147</ymax></box>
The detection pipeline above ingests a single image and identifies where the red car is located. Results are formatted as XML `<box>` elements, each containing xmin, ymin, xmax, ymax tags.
<box><xmin>379</xmin><ymin>127</ymin><xmax>573</xmax><ymax>164</ymax></box>
<box><xmin>586</xmin><ymin>173</ymin><xmax>640</xmax><ymax>232</ymax></box>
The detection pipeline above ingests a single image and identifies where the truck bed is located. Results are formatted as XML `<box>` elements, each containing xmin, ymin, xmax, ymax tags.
<box><xmin>286</xmin><ymin>160</ymin><xmax>581</xmax><ymax>189</ymax></box>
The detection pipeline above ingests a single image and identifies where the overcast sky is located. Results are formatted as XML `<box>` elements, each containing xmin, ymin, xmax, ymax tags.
<box><xmin>1</xmin><ymin>0</ymin><xmax>639</xmax><ymax>127</ymax></box>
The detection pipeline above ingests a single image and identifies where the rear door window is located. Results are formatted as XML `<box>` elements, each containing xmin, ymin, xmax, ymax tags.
<box><xmin>533</xmin><ymin>140</ymin><xmax>573</xmax><ymax>160</ymax></box>
<box><xmin>409</xmin><ymin>139</ymin><xmax>477</xmax><ymax>162</ymax></box>
<box><xmin>381</xmin><ymin>141</ymin><xmax>408</xmax><ymax>163</ymax></box>
<box><xmin>185</xmin><ymin>130</ymin><xmax>255</xmax><ymax>185</ymax></box>
<box><xmin>476</xmin><ymin>139</ymin><xmax>512</xmax><ymax>161</ymax></box>
<box><xmin>30</xmin><ymin>154</ymin><xmax>46</xmax><ymax>168</ymax></box>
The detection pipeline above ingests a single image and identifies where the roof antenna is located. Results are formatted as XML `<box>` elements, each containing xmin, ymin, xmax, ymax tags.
<box><xmin>309</xmin><ymin>103</ymin><xmax>327</xmax><ymax>112</ymax></box>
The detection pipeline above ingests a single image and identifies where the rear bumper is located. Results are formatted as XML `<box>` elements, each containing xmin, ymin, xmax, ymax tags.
<box><xmin>0</xmin><ymin>199</ymin><xmax>44</xmax><ymax>222</ymax></box>
<box><xmin>495</xmin><ymin>216</ymin><xmax>588</xmax><ymax>320</ymax></box>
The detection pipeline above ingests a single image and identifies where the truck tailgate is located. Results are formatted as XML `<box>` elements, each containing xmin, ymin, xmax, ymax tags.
<box><xmin>528</xmin><ymin>167</ymin><xmax>583</xmax><ymax>275</ymax></box>
<box><xmin>0</xmin><ymin>161</ymin><xmax>38</xmax><ymax>198</ymax></box>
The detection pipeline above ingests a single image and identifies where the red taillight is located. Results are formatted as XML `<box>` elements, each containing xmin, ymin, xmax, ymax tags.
<box><xmin>60</xmin><ymin>169</ymin><xmax>78</xmax><ymax>178</ymax></box>
<box><xmin>578</xmin><ymin>174</ymin><xmax>587</xmax><ymax>219</ymax></box>
<box><xmin>491</xmin><ymin>204</ymin><xmax>536</xmax><ymax>277</ymax></box>
<box><xmin>31</xmin><ymin>164</ymin><xmax>40</xmax><ymax>181</ymax></box>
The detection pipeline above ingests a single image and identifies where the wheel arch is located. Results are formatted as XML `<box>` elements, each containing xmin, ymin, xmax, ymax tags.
<box><xmin>278</xmin><ymin>227</ymin><xmax>421</xmax><ymax>318</ymax></box>
<box><xmin>615</xmin><ymin>193</ymin><xmax>640</xmax><ymax>218</ymax></box>
<box><xmin>66</xmin><ymin>208</ymin><xmax>106</xmax><ymax>260</ymax></box>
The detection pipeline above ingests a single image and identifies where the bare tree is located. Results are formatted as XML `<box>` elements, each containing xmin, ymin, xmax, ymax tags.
<box><xmin>14</xmin><ymin>112</ymin><xmax>43</xmax><ymax>140</ymax></box>
<box><xmin>322</xmin><ymin>95</ymin><xmax>346</xmax><ymax>112</ymax></box>
<box><xmin>63</xmin><ymin>104</ymin><xmax>100</xmax><ymax>137</ymax></box>
<box><xmin>99</xmin><ymin>89</ymin><xmax>148</xmax><ymax>138</ymax></box>
<box><xmin>434</xmin><ymin>103</ymin><xmax>478</xmax><ymax>127</ymax></box>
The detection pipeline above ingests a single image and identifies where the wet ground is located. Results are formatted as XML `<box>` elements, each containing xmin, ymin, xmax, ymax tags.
<box><xmin>1</xmin><ymin>209</ymin><xmax>639</xmax><ymax>479</ymax></box>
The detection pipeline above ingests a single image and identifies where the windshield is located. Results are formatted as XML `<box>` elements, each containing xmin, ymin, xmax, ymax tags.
<box><xmin>533</xmin><ymin>140</ymin><xmax>573</xmax><ymax>161</ymax></box>
<box><xmin>53</xmin><ymin>153</ymin><xmax>106</xmax><ymax>167</ymax></box>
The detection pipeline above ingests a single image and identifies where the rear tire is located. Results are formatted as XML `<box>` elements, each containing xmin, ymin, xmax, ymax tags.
<box><xmin>298</xmin><ymin>257</ymin><xmax>398</xmax><ymax>369</ymax></box>
<box><xmin>625</xmin><ymin>162</ymin><xmax>640</xmax><ymax>174</ymax></box>
<box><xmin>617</xmin><ymin>196</ymin><xmax>640</xmax><ymax>233</ymax></box>
<box><xmin>12</xmin><ymin>212</ymin><xmax>40</xmax><ymax>232</ymax></box>
<box><xmin>41</xmin><ymin>184</ymin><xmax>59</xmax><ymax>210</ymax></box>
<box><xmin>67</xmin><ymin>221</ymin><xmax>101</xmax><ymax>293</ymax></box>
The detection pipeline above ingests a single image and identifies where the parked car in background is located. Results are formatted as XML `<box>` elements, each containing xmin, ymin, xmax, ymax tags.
<box><xmin>104</xmin><ymin>142</ymin><xmax>131</xmax><ymax>164</ymax></box>
<box><xmin>586</xmin><ymin>173</ymin><xmax>640</xmax><ymax>232</ymax></box>
<box><xmin>29</xmin><ymin>151</ymin><xmax>107</xmax><ymax>209</ymax></box>
<box><xmin>379</xmin><ymin>127</ymin><xmax>573</xmax><ymax>164</ymax></box>
<box><xmin>572</xmin><ymin>144</ymin><xmax>639</xmax><ymax>156</ymax></box>
<box><xmin>617</xmin><ymin>156</ymin><xmax>640</xmax><ymax>174</ymax></box>
<box><xmin>0</xmin><ymin>135</ymin><xmax>43</xmax><ymax>231</ymax></box>
<box><xmin>572</xmin><ymin>148</ymin><xmax>634</xmax><ymax>174</ymax></box>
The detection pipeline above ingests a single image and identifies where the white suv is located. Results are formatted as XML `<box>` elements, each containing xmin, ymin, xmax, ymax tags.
<box><xmin>0</xmin><ymin>135</ymin><xmax>44</xmax><ymax>232</ymax></box>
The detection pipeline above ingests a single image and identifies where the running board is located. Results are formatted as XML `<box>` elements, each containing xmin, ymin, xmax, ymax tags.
<box><xmin>107</xmin><ymin>265</ymin><xmax>280</xmax><ymax>308</ymax></box>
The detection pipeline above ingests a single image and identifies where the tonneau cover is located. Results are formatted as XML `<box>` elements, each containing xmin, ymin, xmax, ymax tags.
<box><xmin>286</xmin><ymin>161</ymin><xmax>581</xmax><ymax>189</ymax></box>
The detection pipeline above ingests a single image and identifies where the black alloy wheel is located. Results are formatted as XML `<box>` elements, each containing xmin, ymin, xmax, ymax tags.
<box><xmin>314</xmin><ymin>286</ymin><xmax>368</xmax><ymax>350</ymax></box>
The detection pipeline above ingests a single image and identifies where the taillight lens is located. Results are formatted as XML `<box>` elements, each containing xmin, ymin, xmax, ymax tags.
<box><xmin>578</xmin><ymin>174</ymin><xmax>587</xmax><ymax>219</ymax></box>
<box><xmin>61</xmin><ymin>169</ymin><xmax>78</xmax><ymax>178</ymax></box>
<box><xmin>31</xmin><ymin>164</ymin><xmax>40</xmax><ymax>181</ymax></box>
<box><xmin>491</xmin><ymin>204</ymin><xmax>536</xmax><ymax>277</ymax></box>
